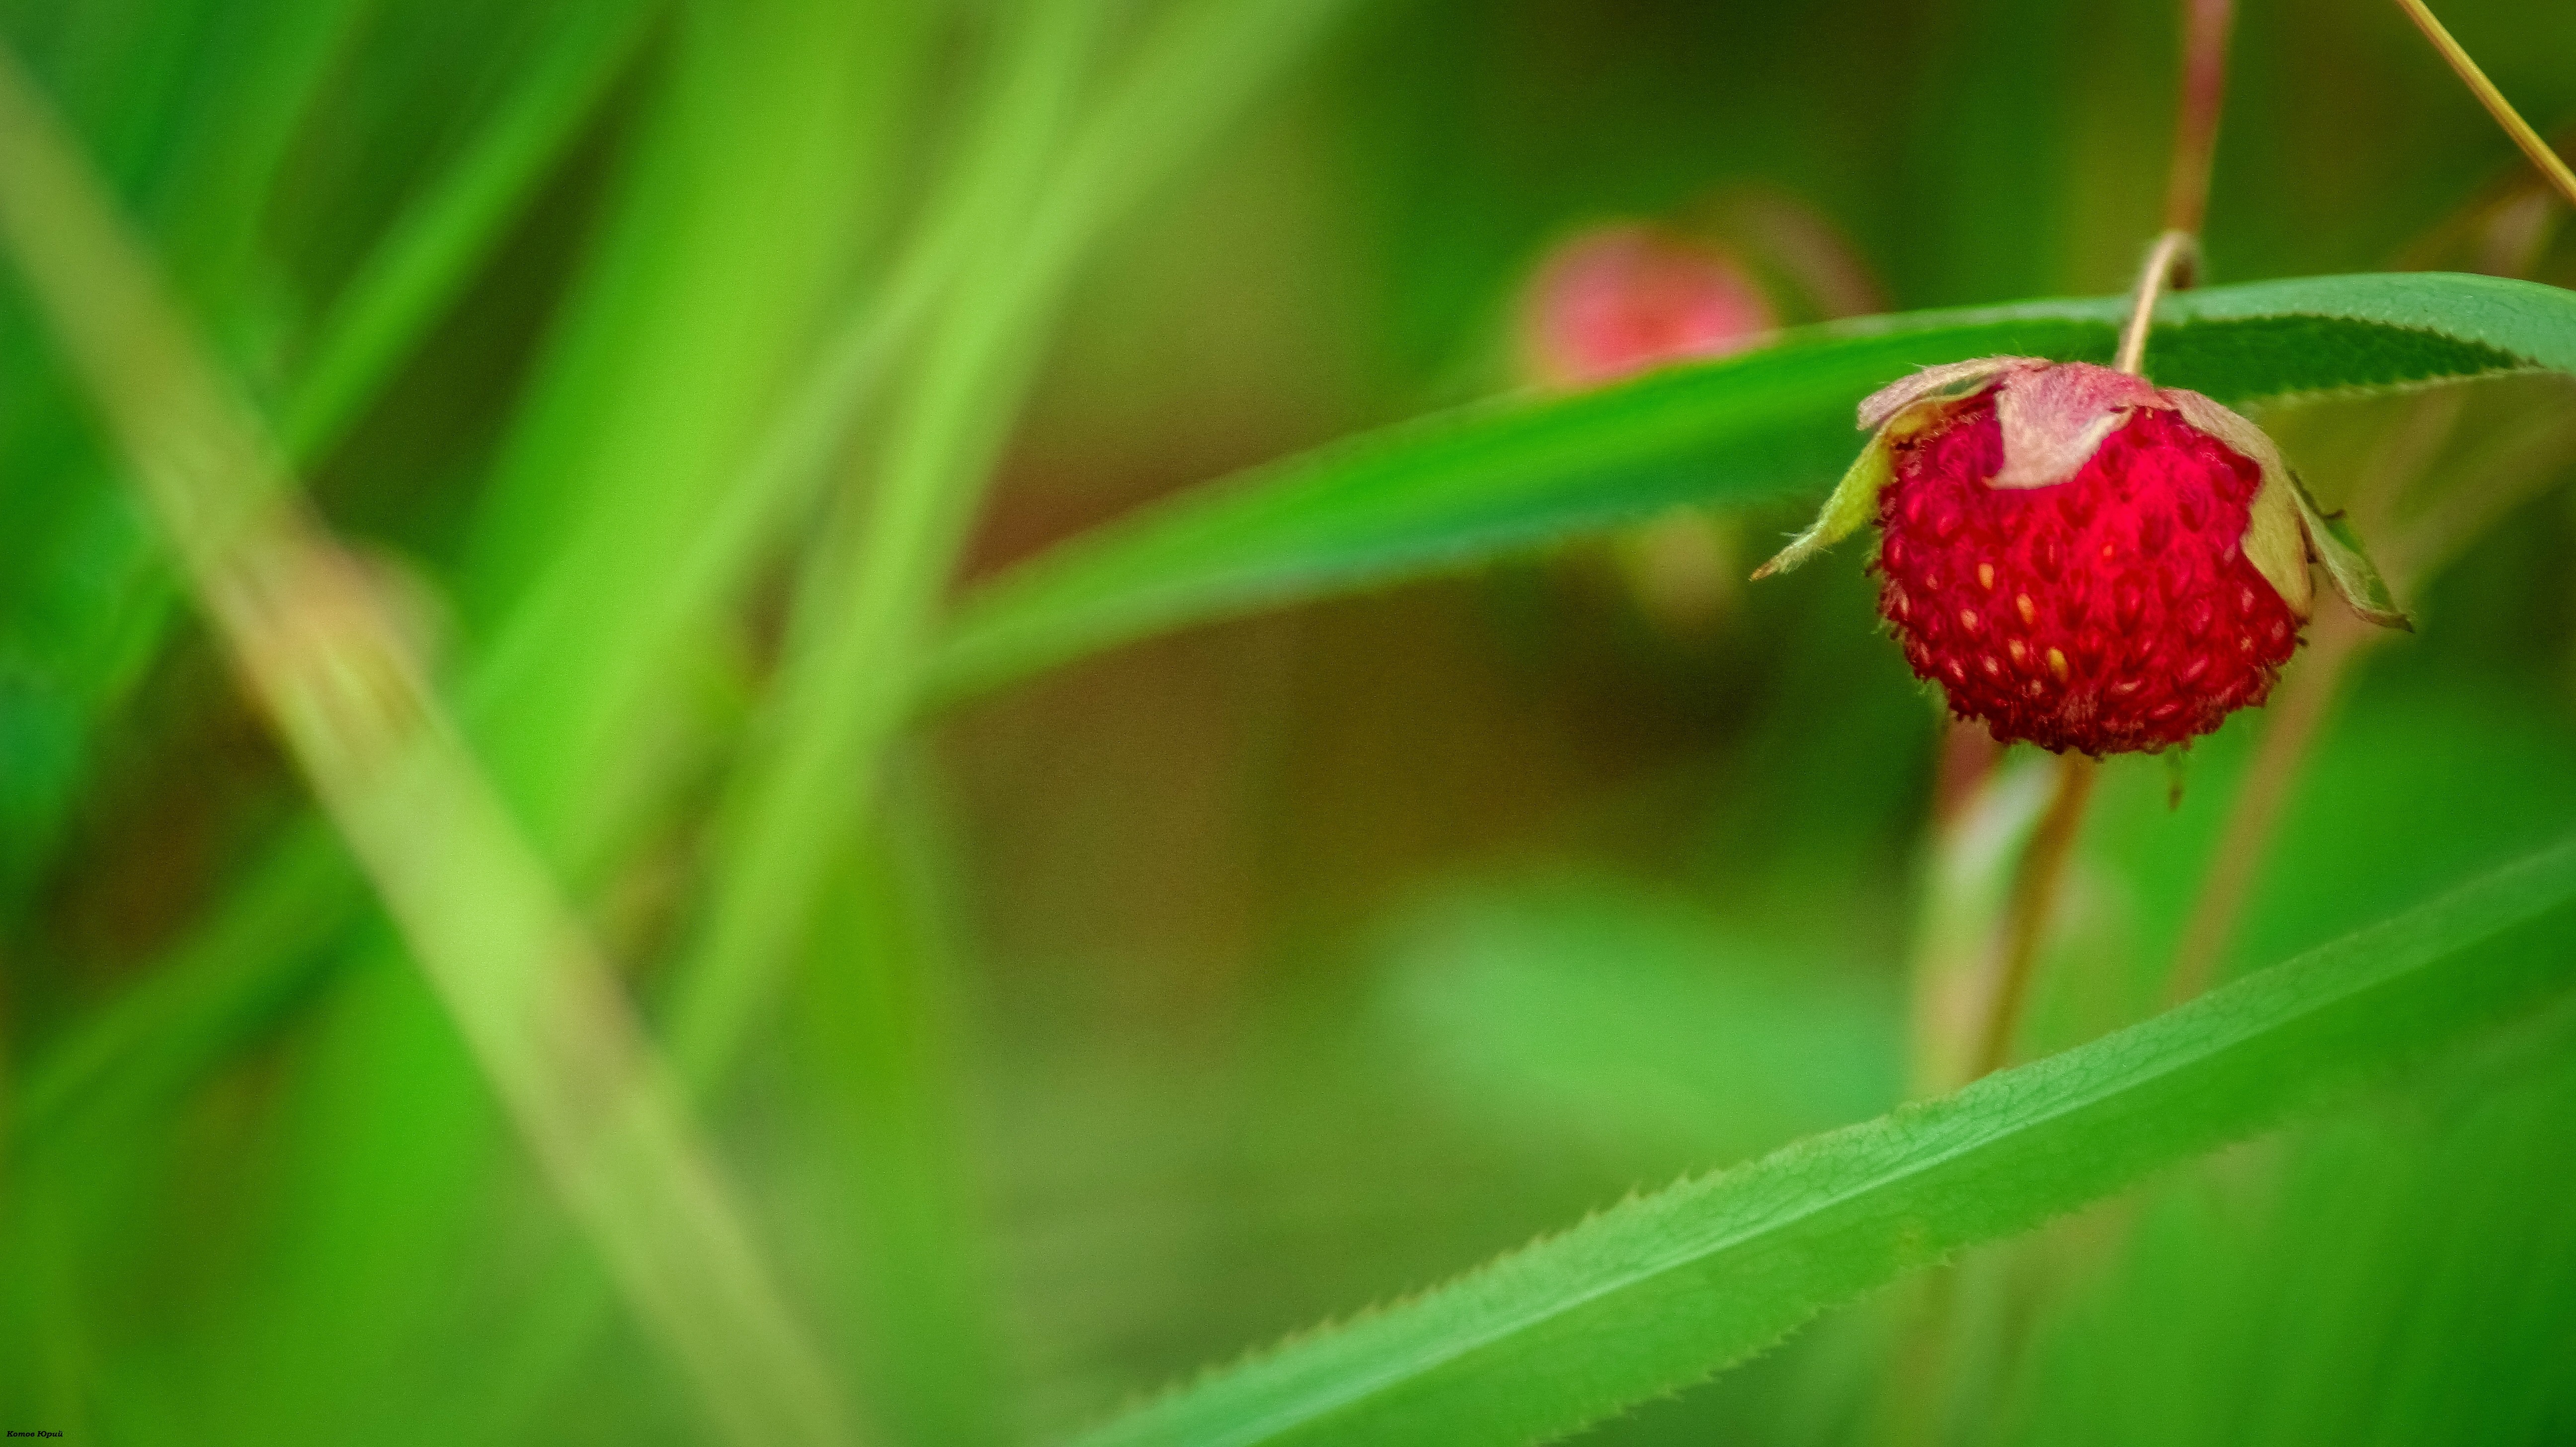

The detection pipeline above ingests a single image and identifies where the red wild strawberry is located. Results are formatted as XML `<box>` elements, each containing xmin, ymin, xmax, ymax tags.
<box><xmin>1520</xmin><ymin>223</ymin><xmax>1779</xmax><ymax>638</ymax></box>
<box><xmin>1519</xmin><ymin>225</ymin><xmax>1774</xmax><ymax>389</ymax></box>
<box><xmin>1753</xmin><ymin>357</ymin><xmax>2408</xmax><ymax>755</ymax></box>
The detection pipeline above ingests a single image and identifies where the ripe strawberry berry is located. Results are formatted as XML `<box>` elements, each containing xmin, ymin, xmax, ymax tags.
<box><xmin>1755</xmin><ymin>357</ymin><xmax>2407</xmax><ymax>755</ymax></box>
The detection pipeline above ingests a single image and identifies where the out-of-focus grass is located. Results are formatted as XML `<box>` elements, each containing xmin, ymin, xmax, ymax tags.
<box><xmin>1</xmin><ymin>0</ymin><xmax>2573</xmax><ymax>1444</ymax></box>
<box><xmin>0</xmin><ymin>35</ymin><xmax>851</xmax><ymax>1445</ymax></box>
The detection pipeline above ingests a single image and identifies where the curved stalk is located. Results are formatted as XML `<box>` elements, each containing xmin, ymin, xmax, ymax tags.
<box><xmin>2114</xmin><ymin>230</ymin><xmax>2200</xmax><ymax>375</ymax></box>
<box><xmin>1971</xmin><ymin>754</ymin><xmax>2101</xmax><ymax>1078</ymax></box>
<box><xmin>2162</xmin><ymin>0</ymin><xmax>2237</xmax><ymax>236</ymax></box>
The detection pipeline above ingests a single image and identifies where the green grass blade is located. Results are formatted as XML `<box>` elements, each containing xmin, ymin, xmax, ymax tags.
<box><xmin>664</xmin><ymin>0</ymin><xmax>1369</xmax><ymax>1083</ymax></box>
<box><xmin>1079</xmin><ymin>834</ymin><xmax>2576</xmax><ymax>1447</ymax></box>
<box><xmin>927</xmin><ymin>273</ymin><xmax>2576</xmax><ymax>703</ymax></box>
<box><xmin>218</xmin><ymin>0</ymin><xmax>917</xmax><ymax>1434</ymax></box>
<box><xmin>663</xmin><ymin>0</ymin><xmax>1111</xmax><ymax>1082</ymax></box>
<box><xmin>451</xmin><ymin>4</ymin><xmax>1372</xmax><ymax>1433</ymax></box>
<box><xmin>3</xmin><ymin>0</ymin><xmax>657</xmax><ymax>1178</ymax></box>
<box><xmin>136</xmin><ymin>0</ymin><xmax>366</xmax><ymax>310</ymax></box>
<box><xmin>0</xmin><ymin>0</ymin><xmax>366</xmax><ymax>924</ymax></box>
<box><xmin>0</xmin><ymin>46</ymin><xmax>852</xmax><ymax>1447</ymax></box>
<box><xmin>452</xmin><ymin>0</ymin><xmax>915</xmax><ymax>848</ymax></box>
<box><xmin>279</xmin><ymin>0</ymin><xmax>659</xmax><ymax>459</ymax></box>
<box><xmin>21</xmin><ymin>0</ymin><xmax>1378</xmax><ymax>1154</ymax></box>
<box><xmin>7</xmin><ymin>0</ymin><xmax>917</xmax><ymax>1297</ymax></box>
<box><xmin>650</xmin><ymin>0</ymin><xmax>1367</xmax><ymax>682</ymax></box>
<box><xmin>788</xmin><ymin>794</ymin><xmax>1010</xmax><ymax>1447</ymax></box>
<box><xmin>551</xmin><ymin>0</ymin><xmax>1369</xmax><ymax>778</ymax></box>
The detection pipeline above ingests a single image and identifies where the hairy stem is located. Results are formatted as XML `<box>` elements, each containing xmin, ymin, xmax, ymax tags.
<box><xmin>1973</xmin><ymin>753</ymin><xmax>2100</xmax><ymax>1079</ymax></box>
<box><xmin>2113</xmin><ymin>229</ymin><xmax>2198</xmax><ymax>375</ymax></box>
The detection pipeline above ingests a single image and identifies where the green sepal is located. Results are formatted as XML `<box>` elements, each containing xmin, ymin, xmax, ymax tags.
<box><xmin>2285</xmin><ymin>471</ymin><xmax>2413</xmax><ymax>632</ymax></box>
<box><xmin>1750</xmin><ymin>433</ymin><xmax>1891</xmax><ymax>579</ymax></box>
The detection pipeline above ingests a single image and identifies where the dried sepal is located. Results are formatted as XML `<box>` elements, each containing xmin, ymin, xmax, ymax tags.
<box><xmin>2239</xmin><ymin>475</ymin><xmax>2316</xmax><ymax>621</ymax></box>
<box><xmin>1751</xmin><ymin>430</ymin><xmax>1891</xmax><ymax>579</ymax></box>
<box><xmin>1856</xmin><ymin>356</ymin><xmax>2035</xmax><ymax>431</ymax></box>
<box><xmin>1989</xmin><ymin>364</ymin><xmax>2165</xmax><ymax>489</ymax></box>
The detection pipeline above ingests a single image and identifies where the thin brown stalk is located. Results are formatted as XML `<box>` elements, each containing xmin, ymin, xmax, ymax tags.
<box><xmin>2114</xmin><ymin>0</ymin><xmax>2232</xmax><ymax>376</ymax></box>
<box><xmin>1887</xmin><ymin>756</ymin><xmax>2096</xmax><ymax>1442</ymax></box>
<box><xmin>2163</xmin><ymin>0</ymin><xmax>2237</xmax><ymax>236</ymax></box>
<box><xmin>2394</xmin><ymin>0</ymin><xmax>2576</xmax><ymax>210</ymax></box>
<box><xmin>1906</xmin><ymin>754</ymin><xmax>2057</xmax><ymax>1099</ymax></box>
<box><xmin>1932</xmin><ymin>718</ymin><xmax>2008</xmax><ymax>831</ymax></box>
<box><xmin>2162</xmin><ymin>609</ymin><xmax>2375</xmax><ymax>1003</ymax></box>
<box><xmin>1971</xmin><ymin>754</ymin><xmax>2100</xmax><ymax>1080</ymax></box>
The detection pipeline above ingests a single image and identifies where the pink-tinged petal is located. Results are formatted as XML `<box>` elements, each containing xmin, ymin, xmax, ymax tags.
<box><xmin>1856</xmin><ymin>356</ymin><xmax>2044</xmax><ymax>431</ymax></box>
<box><xmin>1989</xmin><ymin>362</ymin><xmax>2169</xmax><ymax>489</ymax></box>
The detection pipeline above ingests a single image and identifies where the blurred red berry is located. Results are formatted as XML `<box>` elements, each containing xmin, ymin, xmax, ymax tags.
<box><xmin>1521</xmin><ymin>225</ymin><xmax>1773</xmax><ymax>388</ymax></box>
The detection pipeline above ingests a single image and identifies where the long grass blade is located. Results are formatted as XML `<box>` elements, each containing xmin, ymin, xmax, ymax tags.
<box><xmin>449</xmin><ymin>5</ymin><xmax>1375</xmax><ymax>1435</ymax></box>
<box><xmin>1082</xmin><ymin>835</ymin><xmax>2576</xmax><ymax>1447</ymax></box>
<box><xmin>490</xmin><ymin>0</ymin><xmax>1370</xmax><ymax>865</ymax></box>
<box><xmin>4</xmin><ymin>0</ymin><xmax>654</xmax><ymax>1164</ymax></box>
<box><xmin>0</xmin><ymin>49</ymin><xmax>852</xmax><ymax>1447</ymax></box>
<box><xmin>664</xmin><ymin>0</ymin><xmax>1370</xmax><ymax>1083</ymax></box>
<box><xmin>279</xmin><ymin>0</ymin><xmax>660</xmax><ymax>458</ymax></box>
<box><xmin>660</xmin><ymin>0</ymin><xmax>1111</xmax><ymax>1083</ymax></box>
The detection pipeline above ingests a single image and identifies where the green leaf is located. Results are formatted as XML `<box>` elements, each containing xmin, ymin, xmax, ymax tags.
<box><xmin>927</xmin><ymin>273</ymin><xmax>2576</xmax><ymax>703</ymax></box>
<box><xmin>278</xmin><ymin>0</ymin><xmax>658</xmax><ymax>458</ymax></box>
<box><xmin>1078</xmin><ymin>834</ymin><xmax>2576</xmax><ymax>1447</ymax></box>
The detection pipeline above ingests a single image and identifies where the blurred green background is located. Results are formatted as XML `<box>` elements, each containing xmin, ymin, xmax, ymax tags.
<box><xmin>2</xmin><ymin>0</ymin><xmax>2574</xmax><ymax>1442</ymax></box>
